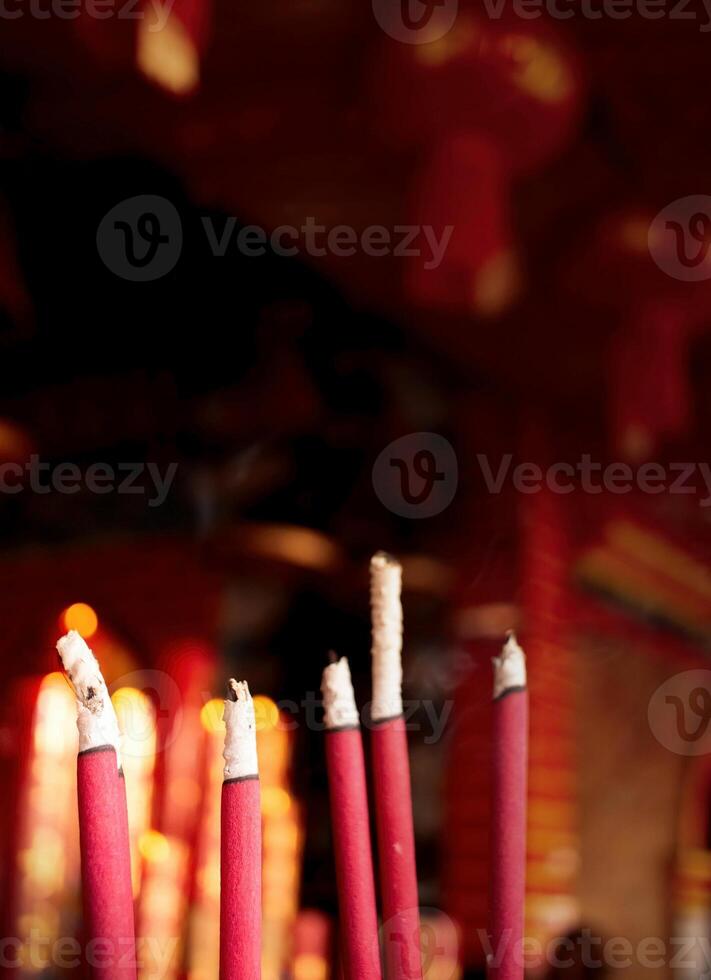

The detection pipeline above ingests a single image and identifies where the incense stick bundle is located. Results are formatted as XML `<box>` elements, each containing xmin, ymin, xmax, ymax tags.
<box><xmin>220</xmin><ymin>680</ymin><xmax>262</xmax><ymax>980</ymax></box>
<box><xmin>322</xmin><ymin>657</ymin><xmax>382</xmax><ymax>980</ymax></box>
<box><xmin>489</xmin><ymin>633</ymin><xmax>528</xmax><ymax>980</ymax></box>
<box><xmin>369</xmin><ymin>554</ymin><xmax>422</xmax><ymax>980</ymax></box>
<box><xmin>57</xmin><ymin>631</ymin><xmax>137</xmax><ymax>980</ymax></box>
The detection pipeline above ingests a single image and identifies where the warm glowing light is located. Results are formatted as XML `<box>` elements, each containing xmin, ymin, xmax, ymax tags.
<box><xmin>620</xmin><ymin>216</ymin><xmax>652</xmax><ymax>254</ymax></box>
<box><xmin>113</xmin><ymin>687</ymin><xmax>156</xmax><ymax>756</ymax></box>
<box><xmin>14</xmin><ymin>672</ymin><xmax>80</xmax><ymax>965</ymax></box>
<box><xmin>245</xmin><ymin>524</ymin><xmax>341</xmax><ymax>572</ymax></box>
<box><xmin>139</xmin><ymin>829</ymin><xmax>171</xmax><ymax>864</ymax></box>
<box><xmin>200</xmin><ymin>698</ymin><xmax>226</xmax><ymax>734</ymax></box>
<box><xmin>113</xmin><ymin>687</ymin><xmax>156</xmax><ymax>896</ymax></box>
<box><xmin>33</xmin><ymin>673</ymin><xmax>76</xmax><ymax>756</ymax></box>
<box><xmin>261</xmin><ymin>786</ymin><xmax>292</xmax><ymax>818</ymax></box>
<box><xmin>137</xmin><ymin>7</ymin><xmax>200</xmax><ymax>95</ymax></box>
<box><xmin>294</xmin><ymin>954</ymin><xmax>329</xmax><ymax>980</ymax></box>
<box><xmin>413</xmin><ymin>14</ymin><xmax>477</xmax><ymax>66</ymax></box>
<box><xmin>61</xmin><ymin>602</ymin><xmax>99</xmax><ymax>639</ymax></box>
<box><xmin>471</xmin><ymin>250</ymin><xmax>520</xmax><ymax>316</ymax></box>
<box><xmin>168</xmin><ymin>775</ymin><xmax>202</xmax><ymax>809</ymax></box>
<box><xmin>137</xmin><ymin>837</ymin><xmax>189</xmax><ymax>980</ymax></box>
<box><xmin>253</xmin><ymin>695</ymin><xmax>279</xmax><ymax>732</ymax></box>
<box><xmin>184</xmin><ymin>713</ymin><xmax>223</xmax><ymax>979</ymax></box>
<box><xmin>0</xmin><ymin>418</ymin><xmax>32</xmax><ymax>460</ymax></box>
<box><xmin>501</xmin><ymin>34</ymin><xmax>572</xmax><ymax>104</ymax></box>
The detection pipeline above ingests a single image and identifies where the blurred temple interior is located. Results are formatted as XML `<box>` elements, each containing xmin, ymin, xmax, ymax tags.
<box><xmin>3</xmin><ymin>0</ymin><xmax>711</xmax><ymax>978</ymax></box>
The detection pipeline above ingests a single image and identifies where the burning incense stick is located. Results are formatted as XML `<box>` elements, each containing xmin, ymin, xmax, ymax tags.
<box><xmin>489</xmin><ymin>632</ymin><xmax>528</xmax><ymax>980</ymax></box>
<box><xmin>57</xmin><ymin>630</ymin><xmax>136</xmax><ymax>980</ymax></box>
<box><xmin>322</xmin><ymin>656</ymin><xmax>382</xmax><ymax>980</ymax></box>
<box><xmin>369</xmin><ymin>554</ymin><xmax>422</xmax><ymax>980</ymax></box>
<box><xmin>220</xmin><ymin>679</ymin><xmax>261</xmax><ymax>980</ymax></box>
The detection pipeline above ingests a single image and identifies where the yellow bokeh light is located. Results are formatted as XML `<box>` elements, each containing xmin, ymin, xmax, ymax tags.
<box><xmin>200</xmin><ymin>698</ymin><xmax>226</xmax><ymax>734</ymax></box>
<box><xmin>113</xmin><ymin>687</ymin><xmax>156</xmax><ymax>755</ymax></box>
<box><xmin>261</xmin><ymin>786</ymin><xmax>292</xmax><ymax>818</ymax></box>
<box><xmin>139</xmin><ymin>829</ymin><xmax>171</xmax><ymax>864</ymax></box>
<box><xmin>253</xmin><ymin>695</ymin><xmax>279</xmax><ymax>732</ymax></box>
<box><xmin>61</xmin><ymin>603</ymin><xmax>99</xmax><ymax>639</ymax></box>
<box><xmin>34</xmin><ymin>673</ymin><xmax>76</xmax><ymax>756</ymax></box>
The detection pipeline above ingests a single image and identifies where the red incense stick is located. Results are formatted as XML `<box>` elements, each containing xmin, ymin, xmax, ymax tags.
<box><xmin>489</xmin><ymin>633</ymin><xmax>528</xmax><ymax>980</ymax></box>
<box><xmin>220</xmin><ymin>680</ymin><xmax>262</xmax><ymax>980</ymax></box>
<box><xmin>369</xmin><ymin>554</ymin><xmax>422</xmax><ymax>980</ymax></box>
<box><xmin>322</xmin><ymin>657</ymin><xmax>382</xmax><ymax>980</ymax></box>
<box><xmin>57</xmin><ymin>631</ymin><xmax>137</xmax><ymax>980</ymax></box>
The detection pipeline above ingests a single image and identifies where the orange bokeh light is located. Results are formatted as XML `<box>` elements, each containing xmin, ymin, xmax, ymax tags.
<box><xmin>60</xmin><ymin>603</ymin><xmax>99</xmax><ymax>639</ymax></box>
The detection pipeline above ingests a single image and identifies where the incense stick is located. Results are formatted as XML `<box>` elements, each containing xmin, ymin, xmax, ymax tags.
<box><xmin>489</xmin><ymin>632</ymin><xmax>528</xmax><ymax>980</ymax></box>
<box><xmin>220</xmin><ymin>679</ymin><xmax>261</xmax><ymax>980</ymax></box>
<box><xmin>369</xmin><ymin>554</ymin><xmax>422</xmax><ymax>980</ymax></box>
<box><xmin>322</xmin><ymin>656</ymin><xmax>382</xmax><ymax>980</ymax></box>
<box><xmin>57</xmin><ymin>630</ymin><xmax>136</xmax><ymax>980</ymax></box>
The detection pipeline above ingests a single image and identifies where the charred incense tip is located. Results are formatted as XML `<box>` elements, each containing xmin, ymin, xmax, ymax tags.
<box><xmin>56</xmin><ymin>630</ymin><xmax>122</xmax><ymax>765</ymax></box>
<box><xmin>492</xmin><ymin>631</ymin><xmax>527</xmax><ymax>699</ymax></box>
<box><xmin>321</xmin><ymin>656</ymin><xmax>360</xmax><ymax>731</ymax></box>
<box><xmin>223</xmin><ymin>679</ymin><xmax>258</xmax><ymax>780</ymax></box>
<box><xmin>370</xmin><ymin>550</ymin><xmax>404</xmax><ymax>722</ymax></box>
<box><xmin>327</xmin><ymin>650</ymin><xmax>339</xmax><ymax>665</ymax></box>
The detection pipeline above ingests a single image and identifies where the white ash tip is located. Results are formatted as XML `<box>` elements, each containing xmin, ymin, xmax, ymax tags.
<box><xmin>371</xmin><ymin>551</ymin><xmax>401</xmax><ymax>572</ymax></box>
<box><xmin>57</xmin><ymin>628</ymin><xmax>94</xmax><ymax>670</ymax></box>
<box><xmin>56</xmin><ymin>630</ymin><xmax>121</xmax><ymax>764</ymax></box>
<box><xmin>321</xmin><ymin>657</ymin><xmax>360</xmax><ymax>730</ymax></box>
<box><xmin>370</xmin><ymin>550</ymin><xmax>404</xmax><ymax>722</ymax></box>
<box><xmin>492</xmin><ymin>631</ymin><xmax>527</xmax><ymax>699</ymax></box>
<box><xmin>223</xmin><ymin>679</ymin><xmax>258</xmax><ymax>780</ymax></box>
<box><xmin>227</xmin><ymin>678</ymin><xmax>251</xmax><ymax>703</ymax></box>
